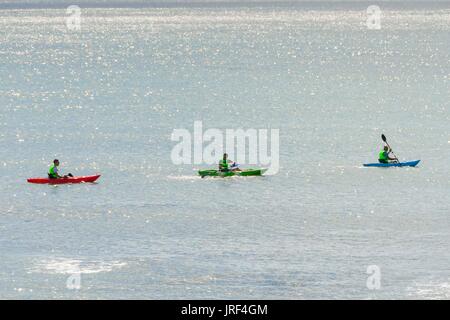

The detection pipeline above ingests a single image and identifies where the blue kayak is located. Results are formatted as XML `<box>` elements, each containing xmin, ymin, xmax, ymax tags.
<box><xmin>363</xmin><ymin>160</ymin><xmax>420</xmax><ymax>167</ymax></box>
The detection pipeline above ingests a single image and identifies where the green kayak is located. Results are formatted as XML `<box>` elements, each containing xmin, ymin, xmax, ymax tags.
<box><xmin>198</xmin><ymin>168</ymin><xmax>268</xmax><ymax>178</ymax></box>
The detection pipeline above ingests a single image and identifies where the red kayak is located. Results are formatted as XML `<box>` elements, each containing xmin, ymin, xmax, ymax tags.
<box><xmin>27</xmin><ymin>175</ymin><xmax>101</xmax><ymax>184</ymax></box>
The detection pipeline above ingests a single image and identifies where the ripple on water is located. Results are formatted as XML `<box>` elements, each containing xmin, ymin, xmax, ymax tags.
<box><xmin>29</xmin><ymin>258</ymin><xmax>127</xmax><ymax>275</ymax></box>
<box><xmin>407</xmin><ymin>280</ymin><xmax>450</xmax><ymax>299</ymax></box>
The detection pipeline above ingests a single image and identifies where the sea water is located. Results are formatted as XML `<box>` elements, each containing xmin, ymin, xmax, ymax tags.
<box><xmin>0</xmin><ymin>1</ymin><xmax>449</xmax><ymax>299</ymax></box>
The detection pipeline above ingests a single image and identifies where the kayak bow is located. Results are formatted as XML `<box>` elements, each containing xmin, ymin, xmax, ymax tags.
<box><xmin>27</xmin><ymin>175</ymin><xmax>101</xmax><ymax>184</ymax></box>
<box><xmin>198</xmin><ymin>168</ymin><xmax>267</xmax><ymax>178</ymax></box>
<box><xmin>363</xmin><ymin>160</ymin><xmax>420</xmax><ymax>168</ymax></box>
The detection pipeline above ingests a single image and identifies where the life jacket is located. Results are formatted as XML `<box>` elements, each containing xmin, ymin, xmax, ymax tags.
<box><xmin>379</xmin><ymin>150</ymin><xmax>388</xmax><ymax>161</ymax></box>
<box><xmin>48</xmin><ymin>164</ymin><xmax>57</xmax><ymax>178</ymax></box>
<box><xmin>219</xmin><ymin>159</ymin><xmax>229</xmax><ymax>170</ymax></box>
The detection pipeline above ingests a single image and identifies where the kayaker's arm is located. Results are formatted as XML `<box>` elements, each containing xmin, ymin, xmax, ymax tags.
<box><xmin>54</xmin><ymin>169</ymin><xmax>67</xmax><ymax>179</ymax></box>
<box><xmin>388</xmin><ymin>155</ymin><xmax>397</xmax><ymax>160</ymax></box>
<box><xmin>387</xmin><ymin>149</ymin><xmax>398</xmax><ymax>161</ymax></box>
<box><xmin>55</xmin><ymin>170</ymin><xmax>64</xmax><ymax>179</ymax></box>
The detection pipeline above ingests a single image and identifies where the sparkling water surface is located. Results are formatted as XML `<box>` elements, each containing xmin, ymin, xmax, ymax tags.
<box><xmin>0</xmin><ymin>2</ymin><xmax>449</xmax><ymax>299</ymax></box>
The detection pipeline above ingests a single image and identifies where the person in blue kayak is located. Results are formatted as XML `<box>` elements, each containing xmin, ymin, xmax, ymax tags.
<box><xmin>48</xmin><ymin>159</ymin><xmax>73</xmax><ymax>179</ymax></box>
<box><xmin>378</xmin><ymin>146</ymin><xmax>398</xmax><ymax>164</ymax></box>
<box><xmin>219</xmin><ymin>153</ymin><xmax>241</xmax><ymax>172</ymax></box>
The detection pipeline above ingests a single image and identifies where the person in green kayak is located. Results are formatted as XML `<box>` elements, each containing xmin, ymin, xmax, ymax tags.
<box><xmin>378</xmin><ymin>146</ymin><xmax>398</xmax><ymax>164</ymax></box>
<box><xmin>48</xmin><ymin>159</ymin><xmax>73</xmax><ymax>179</ymax></box>
<box><xmin>219</xmin><ymin>153</ymin><xmax>241</xmax><ymax>172</ymax></box>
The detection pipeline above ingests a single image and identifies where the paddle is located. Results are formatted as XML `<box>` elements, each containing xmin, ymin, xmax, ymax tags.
<box><xmin>381</xmin><ymin>134</ymin><xmax>399</xmax><ymax>162</ymax></box>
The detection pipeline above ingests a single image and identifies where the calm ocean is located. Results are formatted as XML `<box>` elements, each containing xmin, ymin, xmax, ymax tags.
<box><xmin>0</xmin><ymin>1</ymin><xmax>449</xmax><ymax>299</ymax></box>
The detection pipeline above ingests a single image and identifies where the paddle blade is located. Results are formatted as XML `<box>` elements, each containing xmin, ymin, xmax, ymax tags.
<box><xmin>381</xmin><ymin>134</ymin><xmax>387</xmax><ymax>142</ymax></box>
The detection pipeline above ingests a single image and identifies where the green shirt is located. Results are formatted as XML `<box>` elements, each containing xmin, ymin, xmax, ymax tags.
<box><xmin>379</xmin><ymin>150</ymin><xmax>388</xmax><ymax>161</ymax></box>
<box><xmin>48</xmin><ymin>164</ymin><xmax>58</xmax><ymax>178</ymax></box>
<box><xmin>219</xmin><ymin>159</ymin><xmax>229</xmax><ymax>170</ymax></box>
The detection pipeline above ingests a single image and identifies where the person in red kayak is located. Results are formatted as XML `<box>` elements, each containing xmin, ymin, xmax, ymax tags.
<box><xmin>378</xmin><ymin>146</ymin><xmax>398</xmax><ymax>164</ymax></box>
<box><xmin>48</xmin><ymin>159</ymin><xmax>73</xmax><ymax>179</ymax></box>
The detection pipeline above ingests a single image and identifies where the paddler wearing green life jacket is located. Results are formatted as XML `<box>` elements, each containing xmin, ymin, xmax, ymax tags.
<box><xmin>219</xmin><ymin>153</ymin><xmax>241</xmax><ymax>172</ymax></box>
<box><xmin>378</xmin><ymin>146</ymin><xmax>397</xmax><ymax>164</ymax></box>
<box><xmin>48</xmin><ymin>159</ymin><xmax>73</xmax><ymax>179</ymax></box>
